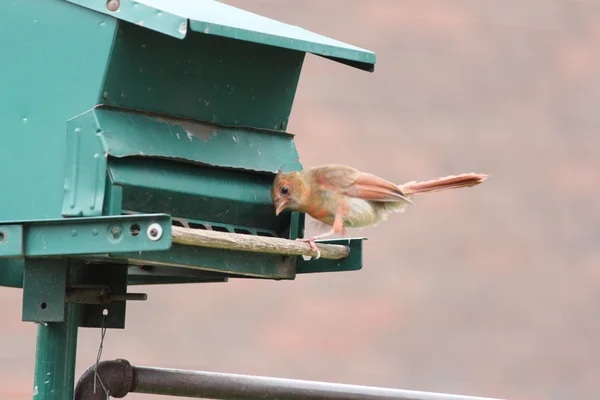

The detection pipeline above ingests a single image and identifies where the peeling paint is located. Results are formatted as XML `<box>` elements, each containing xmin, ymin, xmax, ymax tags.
<box><xmin>157</xmin><ymin>116</ymin><xmax>219</xmax><ymax>142</ymax></box>
<box><xmin>178</xmin><ymin>21</ymin><xmax>187</xmax><ymax>36</ymax></box>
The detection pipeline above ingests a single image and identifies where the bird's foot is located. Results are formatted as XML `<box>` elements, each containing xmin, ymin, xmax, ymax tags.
<box><xmin>296</xmin><ymin>237</ymin><xmax>321</xmax><ymax>260</ymax></box>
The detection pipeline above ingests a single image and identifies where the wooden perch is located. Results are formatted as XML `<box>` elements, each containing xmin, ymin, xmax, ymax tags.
<box><xmin>171</xmin><ymin>226</ymin><xmax>350</xmax><ymax>260</ymax></box>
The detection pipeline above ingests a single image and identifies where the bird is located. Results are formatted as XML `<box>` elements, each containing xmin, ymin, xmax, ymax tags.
<box><xmin>271</xmin><ymin>164</ymin><xmax>488</xmax><ymax>259</ymax></box>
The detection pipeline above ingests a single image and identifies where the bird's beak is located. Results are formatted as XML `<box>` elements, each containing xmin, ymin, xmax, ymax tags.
<box><xmin>273</xmin><ymin>198</ymin><xmax>289</xmax><ymax>216</ymax></box>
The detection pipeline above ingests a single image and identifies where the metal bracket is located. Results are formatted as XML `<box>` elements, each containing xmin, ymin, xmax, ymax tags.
<box><xmin>0</xmin><ymin>214</ymin><xmax>172</xmax><ymax>258</ymax></box>
<box><xmin>66</xmin><ymin>284</ymin><xmax>147</xmax><ymax>305</ymax></box>
<box><xmin>22</xmin><ymin>259</ymin><xmax>69</xmax><ymax>322</ymax></box>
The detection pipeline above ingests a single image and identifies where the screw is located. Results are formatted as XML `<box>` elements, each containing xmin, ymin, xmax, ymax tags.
<box><xmin>147</xmin><ymin>223</ymin><xmax>163</xmax><ymax>241</ymax></box>
<box><xmin>110</xmin><ymin>226</ymin><xmax>122</xmax><ymax>239</ymax></box>
<box><xmin>107</xmin><ymin>0</ymin><xmax>120</xmax><ymax>12</ymax></box>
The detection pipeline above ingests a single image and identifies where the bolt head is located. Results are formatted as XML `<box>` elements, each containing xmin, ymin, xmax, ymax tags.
<box><xmin>110</xmin><ymin>226</ymin><xmax>122</xmax><ymax>239</ymax></box>
<box><xmin>107</xmin><ymin>0</ymin><xmax>120</xmax><ymax>12</ymax></box>
<box><xmin>147</xmin><ymin>223</ymin><xmax>163</xmax><ymax>241</ymax></box>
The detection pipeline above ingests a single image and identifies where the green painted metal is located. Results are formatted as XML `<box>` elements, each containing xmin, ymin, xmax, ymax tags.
<box><xmin>102</xmin><ymin>22</ymin><xmax>305</xmax><ymax>131</ymax></box>
<box><xmin>109</xmin><ymin>157</ymin><xmax>293</xmax><ymax>236</ymax></box>
<box><xmin>66</xmin><ymin>0</ymin><xmax>376</xmax><ymax>72</ymax></box>
<box><xmin>0</xmin><ymin>0</ymin><xmax>118</xmax><ymax>293</ymax></box>
<box><xmin>0</xmin><ymin>0</ymin><xmax>363</xmax><ymax>292</ymax></box>
<box><xmin>0</xmin><ymin>214</ymin><xmax>172</xmax><ymax>258</ymax></box>
<box><xmin>107</xmin><ymin>244</ymin><xmax>296</xmax><ymax>279</ymax></box>
<box><xmin>127</xmin><ymin>266</ymin><xmax>229</xmax><ymax>285</ymax></box>
<box><xmin>33</xmin><ymin>297</ymin><xmax>79</xmax><ymax>399</ymax></box>
<box><xmin>0</xmin><ymin>260</ymin><xmax>25</xmax><ymax>288</ymax></box>
<box><xmin>297</xmin><ymin>238</ymin><xmax>365</xmax><ymax>274</ymax></box>
<box><xmin>128</xmin><ymin>274</ymin><xmax>228</xmax><ymax>285</ymax></box>
<box><xmin>0</xmin><ymin>224</ymin><xmax>23</xmax><ymax>257</ymax></box>
<box><xmin>0</xmin><ymin>0</ymin><xmax>117</xmax><ymax>223</ymax></box>
<box><xmin>22</xmin><ymin>259</ymin><xmax>68</xmax><ymax>322</ymax></box>
<box><xmin>0</xmin><ymin>1</ymin><xmax>370</xmax><ymax>398</ymax></box>
<box><xmin>62</xmin><ymin>107</ymin><xmax>302</xmax><ymax>218</ymax></box>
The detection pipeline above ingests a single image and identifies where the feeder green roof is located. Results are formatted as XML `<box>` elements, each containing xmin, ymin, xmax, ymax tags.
<box><xmin>66</xmin><ymin>0</ymin><xmax>376</xmax><ymax>71</ymax></box>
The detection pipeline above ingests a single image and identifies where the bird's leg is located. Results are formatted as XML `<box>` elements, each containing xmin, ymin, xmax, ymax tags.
<box><xmin>297</xmin><ymin>213</ymin><xmax>345</xmax><ymax>260</ymax></box>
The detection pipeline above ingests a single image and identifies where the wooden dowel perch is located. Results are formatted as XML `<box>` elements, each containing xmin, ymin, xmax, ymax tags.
<box><xmin>171</xmin><ymin>226</ymin><xmax>350</xmax><ymax>260</ymax></box>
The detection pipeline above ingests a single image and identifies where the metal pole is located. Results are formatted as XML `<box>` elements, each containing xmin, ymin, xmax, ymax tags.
<box><xmin>133</xmin><ymin>366</ymin><xmax>504</xmax><ymax>400</ymax></box>
<box><xmin>32</xmin><ymin>292</ymin><xmax>80</xmax><ymax>399</ymax></box>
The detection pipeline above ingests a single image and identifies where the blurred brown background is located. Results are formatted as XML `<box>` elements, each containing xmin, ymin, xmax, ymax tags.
<box><xmin>2</xmin><ymin>1</ymin><xmax>599</xmax><ymax>399</ymax></box>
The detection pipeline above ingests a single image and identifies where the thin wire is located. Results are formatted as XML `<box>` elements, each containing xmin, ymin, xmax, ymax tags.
<box><xmin>93</xmin><ymin>309</ymin><xmax>110</xmax><ymax>399</ymax></box>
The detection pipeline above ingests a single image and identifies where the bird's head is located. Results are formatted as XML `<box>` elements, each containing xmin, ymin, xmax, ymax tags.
<box><xmin>271</xmin><ymin>168</ymin><xmax>305</xmax><ymax>216</ymax></box>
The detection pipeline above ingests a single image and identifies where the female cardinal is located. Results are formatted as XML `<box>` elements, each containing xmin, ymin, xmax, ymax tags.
<box><xmin>271</xmin><ymin>164</ymin><xmax>487</xmax><ymax>259</ymax></box>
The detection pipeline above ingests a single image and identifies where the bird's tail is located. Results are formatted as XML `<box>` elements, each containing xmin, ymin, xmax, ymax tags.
<box><xmin>400</xmin><ymin>173</ymin><xmax>488</xmax><ymax>196</ymax></box>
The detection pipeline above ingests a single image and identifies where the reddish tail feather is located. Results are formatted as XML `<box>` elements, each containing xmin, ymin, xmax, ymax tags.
<box><xmin>400</xmin><ymin>173</ymin><xmax>488</xmax><ymax>196</ymax></box>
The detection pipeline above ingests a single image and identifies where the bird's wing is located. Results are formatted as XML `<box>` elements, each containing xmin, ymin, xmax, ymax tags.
<box><xmin>311</xmin><ymin>165</ymin><xmax>410</xmax><ymax>203</ymax></box>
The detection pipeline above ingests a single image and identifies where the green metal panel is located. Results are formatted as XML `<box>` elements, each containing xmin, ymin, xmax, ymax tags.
<box><xmin>0</xmin><ymin>215</ymin><xmax>172</xmax><ymax>258</ymax></box>
<box><xmin>66</xmin><ymin>0</ymin><xmax>376</xmax><ymax>72</ymax></box>
<box><xmin>62</xmin><ymin>107</ymin><xmax>302</xmax><ymax>219</ymax></box>
<box><xmin>102</xmin><ymin>22</ymin><xmax>306</xmax><ymax>130</ymax></box>
<box><xmin>81</xmin><ymin>107</ymin><xmax>301</xmax><ymax>172</ymax></box>
<box><xmin>0</xmin><ymin>0</ymin><xmax>116</xmax><ymax>222</ymax></box>
<box><xmin>0</xmin><ymin>0</ymin><xmax>118</xmax><ymax>290</ymax></box>
<box><xmin>0</xmin><ymin>224</ymin><xmax>24</xmax><ymax>257</ymax></box>
<box><xmin>22</xmin><ymin>259</ymin><xmax>68</xmax><ymax>322</ymax></box>
<box><xmin>115</xmin><ymin>244</ymin><xmax>297</xmax><ymax>279</ymax></box>
<box><xmin>109</xmin><ymin>157</ymin><xmax>291</xmax><ymax>235</ymax></box>
<box><xmin>127</xmin><ymin>266</ymin><xmax>229</xmax><ymax>285</ymax></box>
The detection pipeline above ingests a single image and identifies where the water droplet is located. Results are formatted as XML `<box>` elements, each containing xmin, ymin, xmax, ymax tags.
<box><xmin>232</xmin><ymin>136</ymin><xmax>238</xmax><ymax>143</ymax></box>
<box><xmin>22</xmin><ymin>117</ymin><xmax>28</xmax><ymax>123</ymax></box>
<box><xmin>98</xmin><ymin>21</ymin><xmax>106</xmax><ymax>28</ymax></box>
<box><xmin>258</xmin><ymin>149</ymin><xmax>262</xmax><ymax>156</ymax></box>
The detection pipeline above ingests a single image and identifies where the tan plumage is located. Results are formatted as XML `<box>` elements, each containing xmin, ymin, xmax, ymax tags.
<box><xmin>271</xmin><ymin>164</ymin><xmax>487</xmax><ymax>258</ymax></box>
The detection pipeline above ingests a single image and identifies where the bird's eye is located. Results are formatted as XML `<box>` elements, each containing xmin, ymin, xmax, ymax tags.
<box><xmin>280</xmin><ymin>186</ymin><xmax>289</xmax><ymax>195</ymax></box>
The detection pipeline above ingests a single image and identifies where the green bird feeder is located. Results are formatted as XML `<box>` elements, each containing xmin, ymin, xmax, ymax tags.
<box><xmin>0</xmin><ymin>0</ymin><xmax>375</xmax><ymax>398</ymax></box>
